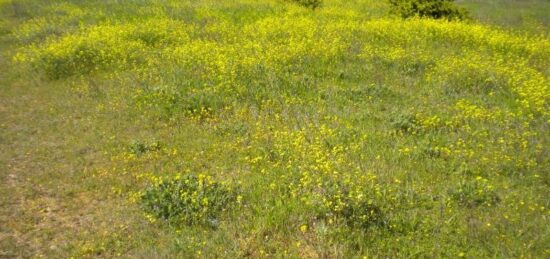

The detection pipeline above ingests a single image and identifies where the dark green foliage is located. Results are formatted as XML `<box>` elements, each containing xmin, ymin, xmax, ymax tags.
<box><xmin>288</xmin><ymin>0</ymin><xmax>322</xmax><ymax>9</ymax></box>
<box><xmin>128</xmin><ymin>140</ymin><xmax>161</xmax><ymax>155</ymax></box>
<box><xmin>389</xmin><ymin>0</ymin><xmax>469</xmax><ymax>20</ymax></box>
<box><xmin>140</xmin><ymin>174</ymin><xmax>236</xmax><ymax>226</ymax></box>
<box><xmin>391</xmin><ymin>112</ymin><xmax>418</xmax><ymax>133</ymax></box>
<box><xmin>337</xmin><ymin>199</ymin><xmax>385</xmax><ymax>229</ymax></box>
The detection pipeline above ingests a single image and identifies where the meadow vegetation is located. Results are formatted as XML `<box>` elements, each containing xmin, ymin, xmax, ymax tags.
<box><xmin>1</xmin><ymin>0</ymin><xmax>549</xmax><ymax>257</ymax></box>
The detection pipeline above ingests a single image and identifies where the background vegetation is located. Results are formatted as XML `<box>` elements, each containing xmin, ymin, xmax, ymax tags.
<box><xmin>1</xmin><ymin>0</ymin><xmax>549</xmax><ymax>257</ymax></box>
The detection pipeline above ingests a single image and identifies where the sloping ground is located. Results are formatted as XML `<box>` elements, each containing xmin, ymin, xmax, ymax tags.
<box><xmin>1</xmin><ymin>0</ymin><xmax>549</xmax><ymax>257</ymax></box>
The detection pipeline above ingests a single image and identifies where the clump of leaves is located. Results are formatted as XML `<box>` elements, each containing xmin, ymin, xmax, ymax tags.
<box><xmin>450</xmin><ymin>176</ymin><xmax>500</xmax><ymax>207</ymax></box>
<box><xmin>388</xmin><ymin>0</ymin><xmax>469</xmax><ymax>20</ymax></box>
<box><xmin>128</xmin><ymin>140</ymin><xmax>161</xmax><ymax>155</ymax></box>
<box><xmin>391</xmin><ymin>112</ymin><xmax>419</xmax><ymax>133</ymax></box>
<box><xmin>338</xmin><ymin>199</ymin><xmax>384</xmax><ymax>229</ymax></box>
<box><xmin>319</xmin><ymin>186</ymin><xmax>385</xmax><ymax>229</ymax></box>
<box><xmin>288</xmin><ymin>0</ymin><xmax>322</xmax><ymax>9</ymax></box>
<box><xmin>140</xmin><ymin>174</ymin><xmax>236</xmax><ymax>226</ymax></box>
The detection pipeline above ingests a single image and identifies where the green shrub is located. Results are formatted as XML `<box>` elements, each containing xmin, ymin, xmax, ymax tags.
<box><xmin>288</xmin><ymin>0</ymin><xmax>322</xmax><ymax>9</ymax></box>
<box><xmin>140</xmin><ymin>174</ymin><xmax>236</xmax><ymax>226</ymax></box>
<box><xmin>128</xmin><ymin>140</ymin><xmax>161</xmax><ymax>155</ymax></box>
<box><xmin>388</xmin><ymin>0</ymin><xmax>469</xmax><ymax>20</ymax></box>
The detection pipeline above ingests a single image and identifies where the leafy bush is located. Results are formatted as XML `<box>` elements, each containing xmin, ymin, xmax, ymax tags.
<box><xmin>289</xmin><ymin>0</ymin><xmax>322</xmax><ymax>9</ymax></box>
<box><xmin>389</xmin><ymin>0</ymin><xmax>469</xmax><ymax>20</ymax></box>
<box><xmin>140</xmin><ymin>174</ymin><xmax>236</xmax><ymax>226</ymax></box>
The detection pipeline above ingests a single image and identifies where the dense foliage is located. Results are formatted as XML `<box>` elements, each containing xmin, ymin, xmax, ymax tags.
<box><xmin>289</xmin><ymin>0</ymin><xmax>323</xmax><ymax>9</ymax></box>
<box><xmin>140</xmin><ymin>174</ymin><xmax>235</xmax><ymax>226</ymax></box>
<box><xmin>389</xmin><ymin>0</ymin><xmax>469</xmax><ymax>20</ymax></box>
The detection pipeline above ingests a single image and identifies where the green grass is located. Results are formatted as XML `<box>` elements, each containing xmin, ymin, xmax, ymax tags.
<box><xmin>1</xmin><ymin>0</ymin><xmax>549</xmax><ymax>257</ymax></box>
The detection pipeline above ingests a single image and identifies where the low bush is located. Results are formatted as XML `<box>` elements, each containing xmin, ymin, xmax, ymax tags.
<box><xmin>389</xmin><ymin>0</ymin><xmax>469</xmax><ymax>20</ymax></box>
<box><xmin>288</xmin><ymin>0</ymin><xmax>322</xmax><ymax>9</ymax></box>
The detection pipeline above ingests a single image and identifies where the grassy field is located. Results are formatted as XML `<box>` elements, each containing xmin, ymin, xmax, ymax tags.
<box><xmin>0</xmin><ymin>0</ymin><xmax>549</xmax><ymax>257</ymax></box>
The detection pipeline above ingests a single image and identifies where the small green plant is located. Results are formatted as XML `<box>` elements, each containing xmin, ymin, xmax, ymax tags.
<box><xmin>388</xmin><ymin>0</ymin><xmax>469</xmax><ymax>20</ymax></box>
<box><xmin>288</xmin><ymin>0</ymin><xmax>322</xmax><ymax>9</ymax></box>
<box><xmin>337</xmin><ymin>199</ymin><xmax>384</xmax><ymax>229</ymax></box>
<box><xmin>318</xmin><ymin>186</ymin><xmax>385</xmax><ymax>229</ymax></box>
<box><xmin>140</xmin><ymin>174</ymin><xmax>236</xmax><ymax>226</ymax></box>
<box><xmin>128</xmin><ymin>140</ymin><xmax>161</xmax><ymax>155</ymax></box>
<box><xmin>391</xmin><ymin>112</ymin><xmax>418</xmax><ymax>133</ymax></box>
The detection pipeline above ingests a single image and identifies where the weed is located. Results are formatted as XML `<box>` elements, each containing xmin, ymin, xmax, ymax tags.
<box><xmin>128</xmin><ymin>140</ymin><xmax>161</xmax><ymax>156</ymax></box>
<box><xmin>321</xmin><ymin>189</ymin><xmax>385</xmax><ymax>229</ymax></box>
<box><xmin>140</xmin><ymin>174</ymin><xmax>236</xmax><ymax>227</ymax></box>
<box><xmin>391</xmin><ymin>112</ymin><xmax>418</xmax><ymax>133</ymax></box>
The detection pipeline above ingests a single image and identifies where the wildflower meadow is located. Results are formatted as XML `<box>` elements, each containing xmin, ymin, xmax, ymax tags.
<box><xmin>1</xmin><ymin>0</ymin><xmax>549</xmax><ymax>257</ymax></box>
